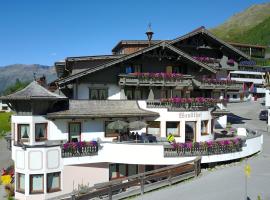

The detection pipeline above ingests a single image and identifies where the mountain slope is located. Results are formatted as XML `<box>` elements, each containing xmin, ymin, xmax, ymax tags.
<box><xmin>227</xmin><ymin>16</ymin><xmax>270</xmax><ymax>46</ymax></box>
<box><xmin>211</xmin><ymin>2</ymin><xmax>270</xmax><ymax>44</ymax></box>
<box><xmin>0</xmin><ymin>64</ymin><xmax>56</xmax><ymax>95</ymax></box>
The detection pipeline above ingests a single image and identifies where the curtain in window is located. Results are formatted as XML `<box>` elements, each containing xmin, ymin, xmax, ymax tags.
<box><xmin>90</xmin><ymin>89</ymin><xmax>98</xmax><ymax>100</ymax></box>
<box><xmin>99</xmin><ymin>89</ymin><xmax>107</xmax><ymax>100</ymax></box>
<box><xmin>69</xmin><ymin>123</ymin><xmax>80</xmax><ymax>142</ymax></box>
<box><xmin>109</xmin><ymin>164</ymin><xmax>117</xmax><ymax>179</ymax></box>
<box><xmin>31</xmin><ymin>175</ymin><xmax>43</xmax><ymax>191</ymax></box>
<box><xmin>47</xmin><ymin>173</ymin><xmax>60</xmax><ymax>191</ymax></box>
<box><xmin>18</xmin><ymin>173</ymin><xmax>25</xmax><ymax>191</ymax></box>
<box><xmin>134</xmin><ymin>90</ymin><xmax>141</xmax><ymax>100</ymax></box>
<box><xmin>35</xmin><ymin>124</ymin><xmax>46</xmax><ymax>139</ymax></box>
<box><xmin>20</xmin><ymin>125</ymin><xmax>30</xmax><ymax>139</ymax></box>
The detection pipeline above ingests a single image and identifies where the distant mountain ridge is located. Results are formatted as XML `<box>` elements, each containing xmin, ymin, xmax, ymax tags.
<box><xmin>211</xmin><ymin>2</ymin><xmax>270</xmax><ymax>46</ymax></box>
<box><xmin>0</xmin><ymin>64</ymin><xmax>56</xmax><ymax>95</ymax></box>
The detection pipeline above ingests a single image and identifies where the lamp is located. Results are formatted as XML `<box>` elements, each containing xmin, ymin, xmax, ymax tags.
<box><xmin>145</xmin><ymin>23</ymin><xmax>154</xmax><ymax>46</ymax></box>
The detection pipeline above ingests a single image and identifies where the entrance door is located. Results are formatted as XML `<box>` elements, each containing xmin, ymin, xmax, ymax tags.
<box><xmin>185</xmin><ymin>121</ymin><xmax>196</xmax><ymax>142</ymax></box>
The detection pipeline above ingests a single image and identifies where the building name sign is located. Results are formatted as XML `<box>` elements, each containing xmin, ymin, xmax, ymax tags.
<box><xmin>179</xmin><ymin>112</ymin><xmax>201</xmax><ymax>119</ymax></box>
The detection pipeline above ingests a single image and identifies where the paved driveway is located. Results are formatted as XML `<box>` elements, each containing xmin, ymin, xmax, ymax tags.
<box><xmin>136</xmin><ymin>100</ymin><xmax>270</xmax><ymax>200</ymax></box>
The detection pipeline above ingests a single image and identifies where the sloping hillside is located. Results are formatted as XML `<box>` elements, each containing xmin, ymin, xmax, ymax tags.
<box><xmin>227</xmin><ymin>16</ymin><xmax>270</xmax><ymax>46</ymax></box>
<box><xmin>0</xmin><ymin>64</ymin><xmax>56</xmax><ymax>95</ymax></box>
<box><xmin>211</xmin><ymin>2</ymin><xmax>270</xmax><ymax>45</ymax></box>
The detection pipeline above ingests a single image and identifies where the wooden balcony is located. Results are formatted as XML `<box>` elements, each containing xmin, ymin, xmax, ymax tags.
<box><xmin>118</xmin><ymin>73</ymin><xmax>193</xmax><ymax>87</ymax></box>
<box><xmin>194</xmin><ymin>79</ymin><xmax>242</xmax><ymax>90</ymax></box>
<box><xmin>146</xmin><ymin>98</ymin><xmax>223</xmax><ymax>111</ymax></box>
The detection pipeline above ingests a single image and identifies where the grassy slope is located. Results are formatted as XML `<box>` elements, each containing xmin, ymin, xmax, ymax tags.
<box><xmin>0</xmin><ymin>112</ymin><xmax>12</xmax><ymax>137</ymax></box>
<box><xmin>228</xmin><ymin>16</ymin><xmax>270</xmax><ymax>46</ymax></box>
<box><xmin>211</xmin><ymin>2</ymin><xmax>270</xmax><ymax>45</ymax></box>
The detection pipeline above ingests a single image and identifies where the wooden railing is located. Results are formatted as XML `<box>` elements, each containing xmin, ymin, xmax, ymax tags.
<box><xmin>48</xmin><ymin>157</ymin><xmax>201</xmax><ymax>200</ymax></box>
<box><xmin>146</xmin><ymin>100</ymin><xmax>214</xmax><ymax>111</ymax></box>
<box><xmin>199</xmin><ymin>81</ymin><xmax>242</xmax><ymax>90</ymax></box>
<box><xmin>118</xmin><ymin>74</ymin><xmax>193</xmax><ymax>87</ymax></box>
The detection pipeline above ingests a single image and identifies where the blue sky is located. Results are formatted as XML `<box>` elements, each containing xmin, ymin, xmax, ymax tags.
<box><xmin>0</xmin><ymin>0</ymin><xmax>268</xmax><ymax>66</ymax></box>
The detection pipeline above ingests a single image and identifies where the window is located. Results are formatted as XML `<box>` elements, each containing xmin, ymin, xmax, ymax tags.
<box><xmin>18</xmin><ymin>124</ymin><xmax>30</xmax><ymax>142</ymax></box>
<box><xmin>2</xmin><ymin>106</ymin><xmax>8</xmax><ymax>110</ymax></box>
<box><xmin>147</xmin><ymin>121</ymin><xmax>160</xmax><ymax>136</ymax></box>
<box><xmin>233</xmin><ymin>94</ymin><xmax>237</xmax><ymax>99</ymax></box>
<box><xmin>134</xmin><ymin>65</ymin><xmax>142</xmax><ymax>73</ymax></box>
<box><xmin>201</xmin><ymin>120</ymin><xmax>209</xmax><ymax>135</ymax></box>
<box><xmin>166</xmin><ymin>122</ymin><xmax>180</xmax><ymax>137</ymax></box>
<box><xmin>166</xmin><ymin>66</ymin><xmax>172</xmax><ymax>73</ymax></box>
<box><xmin>89</xmin><ymin>88</ymin><xmax>108</xmax><ymax>100</ymax></box>
<box><xmin>125</xmin><ymin>89</ymin><xmax>133</xmax><ymax>100</ymax></box>
<box><xmin>69</xmin><ymin>122</ymin><xmax>81</xmax><ymax>142</ymax></box>
<box><xmin>47</xmin><ymin>172</ymin><xmax>61</xmax><ymax>193</ymax></box>
<box><xmin>30</xmin><ymin>174</ymin><xmax>44</xmax><ymax>194</ymax></box>
<box><xmin>35</xmin><ymin>123</ymin><xmax>47</xmax><ymax>141</ymax></box>
<box><xmin>109</xmin><ymin>164</ymin><xmax>138</xmax><ymax>180</ymax></box>
<box><xmin>105</xmin><ymin>121</ymin><xmax>118</xmax><ymax>137</ymax></box>
<box><xmin>172</xmin><ymin>66</ymin><xmax>180</xmax><ymax>73</ymax></box>
<box><xmin>16</xmin><ymin>173</ymin><xmax>25</xmax><ymax>193</ymax></box>
<box><xmin>134</xmin><ymin>89</ymin><xmax>141</xmax><ymax>100</ymax></box>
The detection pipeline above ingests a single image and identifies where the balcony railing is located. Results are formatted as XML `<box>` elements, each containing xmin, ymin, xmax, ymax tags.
<box><xmin>147</xmin><ymin>98</ymin><xmax>224</xmax><ymax>111</ymax></box>
<box><xmin>164</xmin><ymin>138</ymin><xmax>243</xmax><ymax>157</ymax></box>
<box><xmin>61</xmin><ymin>141</ymin><xmax>98</xmax><ymax>158</ymax></box>
<box><xmin>118</xmin><ymin>73</ymin><xmax>193</xmax><ymax>87</ymax></box>
<box><xmin>198</xmin><ymin>79</ymin><xmax>243</xmax><ymax>90</ymax></box>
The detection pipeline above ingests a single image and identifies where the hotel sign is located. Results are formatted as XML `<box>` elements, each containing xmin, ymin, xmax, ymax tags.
<box><xmin>179</xmin><ymin>112</ymin><xmax>201</xmax><ymax>119</ymax></box>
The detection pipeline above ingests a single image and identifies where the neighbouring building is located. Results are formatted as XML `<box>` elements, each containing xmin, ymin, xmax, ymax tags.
<box><xmin>0</xmin><ymin>26</ymin><xmax>263</xmax><ymax>200</ymax></box>
<box><xmin>0</xmin><ymin>99</ymin><xmax>11</xmax><ymax>112</ymax></box>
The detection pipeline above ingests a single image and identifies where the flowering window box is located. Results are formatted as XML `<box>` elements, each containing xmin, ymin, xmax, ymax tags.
<box><xmin>164</xmin><ymin>138</ymin><xmax>243</xmax><ymax>157</ymax></box>
<box><xmin>61</xmin><ymin>141</ymin><xmax>98</xmax><ymax>158</ymax></box>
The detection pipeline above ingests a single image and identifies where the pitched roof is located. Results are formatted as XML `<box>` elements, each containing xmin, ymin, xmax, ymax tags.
<box><xmin>170</xmin><ymin>26</ymin><xmax>250</xmax><ymax>60</ymax></box>
<box><xmin>0</xmin><ymin>81</ymin><xmax>67</xmax><ymax>100</ymax></box>
<box><xmin>47</xmin><ymin>100</ymin><xmax>159</xmax><ymax>118</ymax></box>
<box><xmin>58</xmin><ymin>41</ymin><xmax>216</xmax><ymax>85</ymax></box>
<box><xmin>112</xmin><ymin>40</ymin><xmax>162</xmax><ymax>53</ymax></box>
<box><xmin>66</xmin><ymin>54</ymin><xmax>124</xmax><ymax>62</ymax></box>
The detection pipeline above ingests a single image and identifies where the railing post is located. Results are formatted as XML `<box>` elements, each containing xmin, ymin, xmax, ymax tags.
<box><xmin>108</xmin><ymin>186</ymin><xmax>112</xmax><ymax>200</ymax></box>
<box><xmin>168</xmin><ymin>169</ymin><xmax>172</xmax><ymax>186</ymax></box>
<box><xmin>140</xmin><ymin>175</ymin><xmax>144</xmax><ymax>195</ymax></box>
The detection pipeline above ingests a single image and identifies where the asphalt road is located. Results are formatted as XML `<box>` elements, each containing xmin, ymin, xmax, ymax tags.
<box><xmin>136</xmin><ymin>100</ymin><xmax>270</xmax><ymax>200</ymax></box>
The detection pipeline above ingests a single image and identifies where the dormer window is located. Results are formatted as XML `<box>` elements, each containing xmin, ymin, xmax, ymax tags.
<box><xmin>18</xmin><ymin>124</ymin><xmax>30</xmax><ymax>142</ymax></box>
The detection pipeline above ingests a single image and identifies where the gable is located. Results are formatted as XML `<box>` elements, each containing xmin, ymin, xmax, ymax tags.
<box><xmin>170</xmin><ymin>27</ymin><xmax>250</xmax><ymax>60</ymax></box>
